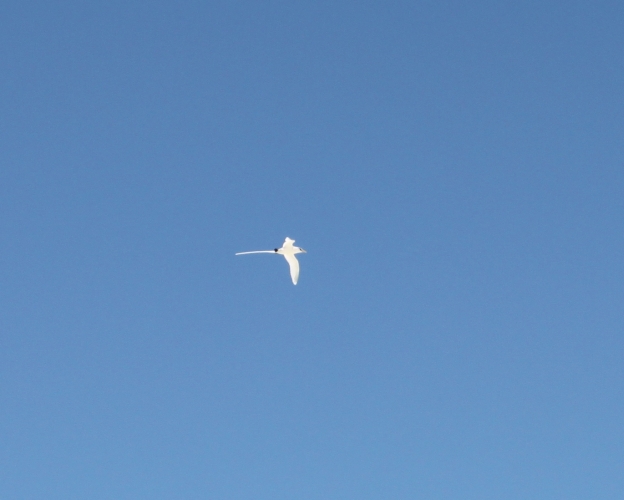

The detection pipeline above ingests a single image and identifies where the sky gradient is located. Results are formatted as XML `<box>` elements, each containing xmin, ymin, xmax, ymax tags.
<box><xmin>1</xmin><ymin>1</ymin><xmax>623</xmax><ymax>499</ymax></box>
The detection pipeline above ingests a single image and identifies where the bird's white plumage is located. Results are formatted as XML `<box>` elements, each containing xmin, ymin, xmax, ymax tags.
<box><xmin>235</xmin><ymin>237</ymin><xmax>306</xmax><ymax>285</ymax></box>
<box><xmin>283</xmin><ymin>253</ymin><xmax>300</xmax><ymax>285</ymax></box>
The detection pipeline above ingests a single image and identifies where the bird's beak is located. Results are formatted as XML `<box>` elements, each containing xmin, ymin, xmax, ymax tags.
<box><xmin>301</xmin><ymin>249</ymin><xmax>307</xmax><ymax>253</ymax></box>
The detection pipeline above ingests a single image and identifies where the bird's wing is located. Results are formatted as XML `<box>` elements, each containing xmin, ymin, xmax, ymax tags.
<box><xmin>283</xmin><ymin>253</ymin><xmax>300</xmax><ymax>285</ymax></box>
<box><xmin>283</xmin><ymin>237</ymin><xmax>295</xmax><ymax>248</ymax></box>
<box><xmin>235</xmin><ymin>250</ymin><xmax>275</xmax><ymax>255</ymax></box>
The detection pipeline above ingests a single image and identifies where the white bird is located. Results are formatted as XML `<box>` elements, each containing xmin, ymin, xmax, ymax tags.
<box><xmin>236</xmin><ymin>237</ymin><xmax>307</xmax><ymax>285</ymax></box>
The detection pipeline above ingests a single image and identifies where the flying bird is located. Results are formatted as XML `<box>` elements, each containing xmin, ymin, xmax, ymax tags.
<box><xmin>236</xmin><ymin>237</ymin><xmax>307</xmax><ymax>285</ymax></box>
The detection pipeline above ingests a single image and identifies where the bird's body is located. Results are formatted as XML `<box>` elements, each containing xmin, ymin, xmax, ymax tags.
<box><xmin>236</xmin><ymin>237</ymin><xmax>306</xmax><ymax>285</ymax></box>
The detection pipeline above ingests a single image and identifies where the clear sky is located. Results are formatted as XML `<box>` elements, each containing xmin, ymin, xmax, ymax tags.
<box><xmin>1</xmin><ymin>1</ymin><xmax>623</xmax><ymax>498</ymax></box>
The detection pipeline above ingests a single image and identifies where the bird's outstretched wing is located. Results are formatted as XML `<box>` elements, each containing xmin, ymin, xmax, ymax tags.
<box><xmin>283</xmin><ymin>237</ymin><xmax>295</xmax><ymax>248</ymax></box>
<box><xmin>283</xmin><ymin>253</ymin><xmax>300</xmax><ymax>285</ymax></box>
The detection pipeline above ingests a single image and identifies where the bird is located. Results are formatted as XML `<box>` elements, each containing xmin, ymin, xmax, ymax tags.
<box><xmin>236</xmin><ymin>237</ymin><xmax>307</xmax><ymax>285</ymax></box>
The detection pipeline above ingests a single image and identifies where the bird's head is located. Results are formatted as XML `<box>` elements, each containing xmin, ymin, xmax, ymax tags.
<box><xmin>298</xmin><ymin>247</ymin><xmax>307</xmax><ymax>253</ymax></box>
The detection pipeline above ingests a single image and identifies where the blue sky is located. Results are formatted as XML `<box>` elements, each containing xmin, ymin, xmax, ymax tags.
<box><xmin>1</xmin><ymin>1</ymin><xmax>623</xmax><ymax>498</ymax></box>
